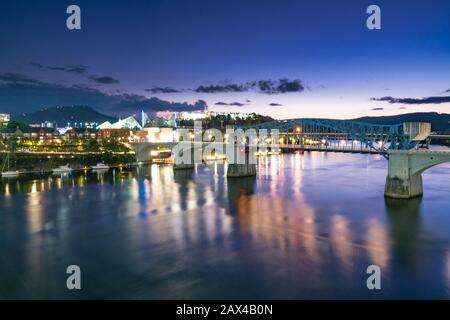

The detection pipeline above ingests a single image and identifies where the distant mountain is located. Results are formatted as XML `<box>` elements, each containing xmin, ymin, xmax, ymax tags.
<box><xmin>352</xmin><ymin>112</ymin><xmax>450</xmax><ymax>133</ymax></box>
<box><xmin>13</xmin><ymin>106</ymin><xmax>117</xmax><ymax>126</ymax></box>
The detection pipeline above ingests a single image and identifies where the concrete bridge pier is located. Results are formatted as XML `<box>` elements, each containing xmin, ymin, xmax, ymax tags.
<box><xmin>227</xmin><ymin>146</ymin><xmax>257</xmax><ymax>177</ymax></box>
<box><xmin>173</xmin><ymin>142</ymin><xmax>197</xmax><ymax>170</ymax></box>
<box><xmin>385</xmin><ymin>150</ymin><xmax>450</xmax><ymax>199</ymax></box>
<box><xmin>133</xmin><ymin>143</ymin><xmax>154</xmax><ymax>163</ymax></box>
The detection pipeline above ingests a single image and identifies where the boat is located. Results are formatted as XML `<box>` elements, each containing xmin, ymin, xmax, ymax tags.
<box><xmin>52</xmin><ymin>165</ymin><xmax>73</xmax><ymax>174</ymax></box>
<box><xmin>1</xmin><ymin>171</ymin><xmax>19</xmax><ymax>178</ymax></box>
<box><xmin>1</xmin><ymin>153</ymin><xmax>19</xmax><ymax>178</ymax></box>
<box><xmin>91</xmin><ymin>163</ymin><xmax>110</xmax><ymax>170</ymax></box>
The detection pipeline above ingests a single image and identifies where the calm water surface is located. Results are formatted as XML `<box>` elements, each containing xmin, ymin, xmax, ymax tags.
<box><xmin>1</xmin><ymin>151</ymin><xmax>450</xmax><ymax>299</ymax></box>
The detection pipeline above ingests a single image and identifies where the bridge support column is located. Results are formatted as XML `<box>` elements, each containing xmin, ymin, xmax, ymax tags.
<box><xmin>227</xmin><ymin>146</ymin><xmax>256</xmax><ymax>177</ymax></box>
<box><xmin>385</xmin><ymin>150</ymin><xmax>450</xmax><ymax>199</ymax></box>
<box><xmin>173</xmin><ymin>142</ymin><xmax>197</xmax><ymax>170</ymax></box>
<box><xmin>385</xmin><ymin>151</ymin><xmax>423</xmax><ymax>199</ymax></box>
<box><xmin>133</xmin><ymin>143</ymin><xmax>153</xmax><ymax>163</ymax></box>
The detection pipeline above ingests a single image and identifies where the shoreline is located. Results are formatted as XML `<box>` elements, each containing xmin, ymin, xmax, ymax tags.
<box><xmin>1</xmin><ymin>151</ymin><xmax>137</xmax><ymax>175</ymax></box>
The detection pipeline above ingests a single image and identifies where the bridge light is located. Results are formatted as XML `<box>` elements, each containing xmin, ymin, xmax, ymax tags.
<box><xmin>321</xmin><ymin>139</ymin><xmax>326</xmax><ymax>144</ymax></box>
<box><xmin>296</xmin><ymin>127</ymin><xmax>300</xmax><ymax>132</ymax></box>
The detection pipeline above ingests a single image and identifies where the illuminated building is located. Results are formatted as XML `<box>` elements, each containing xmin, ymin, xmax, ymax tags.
<box><xmin>0</xmin><ymin>113</ymin><xmax>10</xmax><ymax>123</ymax></box>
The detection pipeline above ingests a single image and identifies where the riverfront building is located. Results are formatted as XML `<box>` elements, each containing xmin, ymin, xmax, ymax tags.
<box><xmin>0</xmin><ymin>113</ymin><xmax>10</xmax><ymax>123</ymax></box>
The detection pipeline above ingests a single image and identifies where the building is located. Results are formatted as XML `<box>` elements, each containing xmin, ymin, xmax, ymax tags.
<box><xmin>0</xmin><ymin>126</ymin><xmax>58</xmax><ymax>140</ymax></box>
<box><xmin>177</xmin><ymin>111</ymin><xmax>255</xmax><ymax>121</ymax></box>
<box><xmin>207</xmin><ymin>111</ymin><xmax>255</xmax><ymax>119</ymax></box>
<box><xmin>133</xmin><ymin>127</ymin><xmax>176</xmax><ymax>143</ymax></box>
<box><xmin>0</xmin><ymin>114</ymin><xmax>10</xmax><ymax>123</ymax></box>
<box><xmin>96</xmin><ymin>128</ymin><xmax>131</xmax><ymax>142</ymax></box>
<box><xmin>178</xmin><ymin>111</ymin><xmax>208</xmax><ymax>121</ymax></box>
<box><xmin>0</xmin><ymin>127</ymin><xmax>19</xmax><ymax>138</ymax></box>
<box><xmin>97</xmin><ymin>116</ymin><xmax>141</xmax><ymax>130</ymax></box>
<box><xmin>65</xmin><ymin>128</ymin><xmax>97</xmax><ymax>140</ymax></box>
<box><xmin>66</xmin><ymin>121</ymin><xmax>99</xmax><ymax>129</ymax></box>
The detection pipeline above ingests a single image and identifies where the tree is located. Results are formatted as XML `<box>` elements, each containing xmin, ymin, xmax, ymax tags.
<box><xmin>85</xmin><ymin>139</ymin><xmax>100</xmax><ymax>152</ymax></box>
<box><xmin>6</xmin><ymin>137</ymin><xmax>18</xmax><ymax>153</ymax></box>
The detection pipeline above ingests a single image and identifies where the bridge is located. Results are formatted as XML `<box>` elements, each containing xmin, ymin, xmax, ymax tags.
<box><xmin>240</xmin><ymin>118</ymin><xmax>432</xmax><ymax>155</ymax></box>
<box><xmin>132</xmin><ymin>118</ymin><xmax>450</xmax><ymax>199</ymax></box>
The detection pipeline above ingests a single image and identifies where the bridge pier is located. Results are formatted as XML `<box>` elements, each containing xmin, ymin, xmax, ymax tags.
<box><xmin>385</xmin><ymin>150</ymin><xmax>450</xmax><ymax>199</ymax></box>
<box><xmin>227</xmin><ymin>146</ymin><xmax>257</xmax><ymax>177</ymax></box>
<box><xmin>133</xmin><ymin>143</ymin><xmax>153</xmax><ymax>163</ymax></box>
<box><xmin>385</xmin><ymin>171</ymin><xmax>424</xmax><ymax>199</ymax></box>
<box><xmin>173</xmin><ymin>142</ymin><xmax>197</xmax><ymax>170</ymax></box>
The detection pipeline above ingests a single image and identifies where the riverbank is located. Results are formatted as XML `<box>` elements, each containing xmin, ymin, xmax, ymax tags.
<box><xmin>1</xmin><ymin>152</ymin><xmax>136</xmax><ymax>173</ymax></box>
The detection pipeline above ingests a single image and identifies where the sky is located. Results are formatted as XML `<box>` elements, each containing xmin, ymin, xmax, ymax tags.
<box><xmin>0</xmin><ymin>0</ymin><xmax>449</xmax><ymax>119</ymax></box>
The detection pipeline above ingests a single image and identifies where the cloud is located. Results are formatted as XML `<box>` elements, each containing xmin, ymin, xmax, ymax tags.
<box><xmin>214</xmin><ymin>101</ymin><xmax>248</xmax><ymax>107</ymax></box>
<box><xmin>195</xmin><ymin>79</ymin><xmax>305</xmax><ymax>94</ymax></box>
<box><xmin>371</xmin><ymin>107</ymin><xmax>384</xmax><ymax>111</ymax></box>
<box><xmin>89</xmin><ymin>75</ymin><xmax>120</xmax><ymax>85</ymax></box>
<box><xmin>252</xmin><ymin>79</ymin><xmax>305</xmax><ymax>94</ymax></box>
<box><xmin>0</xmin><ymin>73</ymin><xmax>206</xmax><ymax>115</ymax></box>
<box><xmin>30</xmin><ymin>62</ymin><xmax>88</xmax><ymax>74</ymax></box>
<box><xmin>196</xmin><ymin>83</ymin><xmax>245</xmax><ymax>93</ymax></box>
<box><xmin>51</xmin><ymin>65</ymin><xmax>88</xmax><ymax>74</ymax></box>
<box><xmin>371</xmin><ymin>96</ymin><xmax>450</xmax><ymax>105</ymax></box>
<box><xmin>269</xmin><ymin>103</ymin><xmax>283</xmax><ymax>106</ymax></box>
<box><xmin>0</xmin><ymin>72</ymin><xmax>44</xmax><ymax>85</ymax></box>
<box><xmin>116</xmin><ymin>96</ymin><xmax>207</xmax><ymax>113</ymax></box>
<box><xmin>445</xmin><ymin>89</ymin><xmax>450</xmax><ymax>93</ymax></box>
<box><xmin>145</xmin><ymin>87</ymin><xmax>181</xmax><ymax>94</ymax></box>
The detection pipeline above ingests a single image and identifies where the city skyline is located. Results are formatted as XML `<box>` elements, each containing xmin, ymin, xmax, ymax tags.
<box><xmin>0</xmin><ymin>0</ymin><xmax>449</xmax><ymax>119</ymax></box>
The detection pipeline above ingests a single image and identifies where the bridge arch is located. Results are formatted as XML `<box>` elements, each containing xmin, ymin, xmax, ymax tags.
<box><xmin>410</xmin><ymin>152</ymin><xmax>450</xmax><ymax>176</ymax></box>
<box><xmin>385</xmin><ymin>150</ymin><xmax>450</xmax><ymax>199</ymax></box>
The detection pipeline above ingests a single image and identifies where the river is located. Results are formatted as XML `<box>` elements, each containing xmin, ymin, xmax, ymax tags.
<box><xmin>1</xmin><ymin>150</ymin><xmax>450</xmax><ymax>299</ymax></box>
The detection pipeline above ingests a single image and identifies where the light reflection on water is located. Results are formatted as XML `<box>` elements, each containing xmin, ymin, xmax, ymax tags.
<box><xmin>0</xmin><ymin>151</ymin><xmax>450</xmax><ymax>299</ymax></box>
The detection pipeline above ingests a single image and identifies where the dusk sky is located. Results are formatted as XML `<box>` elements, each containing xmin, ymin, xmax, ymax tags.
<box><xmin>0</xmin><ymin>0</ymin><xmax>449</xmax><ymax>119</ymax></box>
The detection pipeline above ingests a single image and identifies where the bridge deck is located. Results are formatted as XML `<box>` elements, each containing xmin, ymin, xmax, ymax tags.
<box><xmin>278</xmin><ymin>144</ymin><xmax>379</xmax><ymax>154</ymax></box>
<box><xmin>388</xmin><ymin>149</ymin><xmax>450</xmax><ymax>155</ymax></box>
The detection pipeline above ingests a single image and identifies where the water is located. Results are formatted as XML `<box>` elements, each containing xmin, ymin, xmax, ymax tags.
<box><xmin>1</xmin><ymin>151</ymin><xmax>450</xmax><ymax>299</ymax></box>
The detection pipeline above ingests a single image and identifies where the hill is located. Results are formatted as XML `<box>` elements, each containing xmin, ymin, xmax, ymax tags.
<box><xmin>352</xmin><ymin>112</ymin><xmax>450</xmax><ymax>133</ymax></box>
<box><xmin>13</xmin><ymin>106</ymin><xmax>116</xmax><ymax>126</ymax></box>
